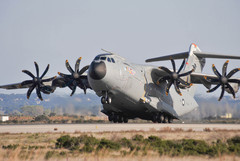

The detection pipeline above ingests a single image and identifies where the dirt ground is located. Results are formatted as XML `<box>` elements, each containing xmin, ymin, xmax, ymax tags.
<box><xmin>0</xmin><ymin>128</ymin><xmax>239</xmax><ymax>161</ymax></box>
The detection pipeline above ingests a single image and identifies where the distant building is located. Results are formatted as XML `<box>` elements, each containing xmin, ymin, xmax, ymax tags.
<box><xmin>220</xmin><ymin>113</ymin><xmax>232</xmax><ymax>119</ymax></box>
<box><xmin>0</xmin><ymin>115</ymin><xmax>9</xmax><ymax>122</ymax></box>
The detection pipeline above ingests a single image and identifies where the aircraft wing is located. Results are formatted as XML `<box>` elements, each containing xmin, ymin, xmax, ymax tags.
<box><xmin>0</xmin><ymin>82</ymin><xmax>31</xmax><ymax>89</ymax></box>
<box><xmin>190</xmin><ymin>72</ymin><xmax>240</xmax><ymax>89</ymax></box>
<box><xmin>0</xmin><ymin>75</ymin><xmax>92</xmax><ymax>94</ymax></box>
<box><xmin>52</xmin><ymin>75</ymin><xmax>92</xmax><ymax>90</ymax></box>
<box><xmin>150</xmin><ymin>68</ymin><xmax>240</xmax><ymax>89</ymax></box>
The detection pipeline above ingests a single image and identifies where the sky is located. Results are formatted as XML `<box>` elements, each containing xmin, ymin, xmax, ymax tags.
<box><xmin>0</xmin><ymin>0</ymin><xmax>240</xmax><ymax>97</ymax></box>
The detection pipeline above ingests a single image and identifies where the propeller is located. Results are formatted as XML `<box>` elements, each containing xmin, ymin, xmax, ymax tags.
<box><xmin>58</xmin><ymin>57</ymin><xmax>89</xmax><ymax>96</ymax></box>
<box><xmin>20</xmin><ymin>62</ymin><xmax>56</xmax><ymax>101</ymax></box>
<box><xmin>157</xmin><ymin>59</ymin><xmax>194</xmax><ymax>96</ymax></box>
<box><xmin>204</xmin><ymin>60</ymin><xmax>240</xmax><ymax>101</ymax></box>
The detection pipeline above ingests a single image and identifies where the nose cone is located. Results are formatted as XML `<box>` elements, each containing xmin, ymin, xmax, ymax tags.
<box><xmin>89</xmin><ymin>61</ymin><xmax>106</xmax><ymax>80</ymax></box>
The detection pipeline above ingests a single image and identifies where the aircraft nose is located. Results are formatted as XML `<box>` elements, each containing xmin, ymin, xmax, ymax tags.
<box><xmin>89</xmin><ymin>61</ymin><xmax>106</xmax><ymax>80</ymax></box>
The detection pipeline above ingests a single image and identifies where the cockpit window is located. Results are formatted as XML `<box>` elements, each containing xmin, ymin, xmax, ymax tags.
<box><xmin>100</xmin><ymin>57</ymin><xmax>106</xmax><ymax>60</ymax></box>
<box><xmin>107</xmin><ymin>57</ymin><xmax>111</xmax><ymax>62</ymax></box>
<box><xmin>111</xmin><ymin>58</ymin><xmax>115</xmax><ymax>63</ymax></box>
<box><xmin>94</xmin><ymin>56</ymin><xmax>100</xmax><ymax>60</ymax></box>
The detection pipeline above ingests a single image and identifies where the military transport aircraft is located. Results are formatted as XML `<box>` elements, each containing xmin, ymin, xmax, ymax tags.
<box><xmin>1</xmin><ymin>43</ymin><xmax>240</xmax><ymax>123</ymax></box>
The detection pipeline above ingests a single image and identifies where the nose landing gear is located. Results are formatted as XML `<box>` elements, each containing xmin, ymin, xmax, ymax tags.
<box><xmin>101</xmin><ymin>91</ymin><xmax>112</xmax><ymax>104</ymax></box>
<box><xmin>101</xmin><ymin>96</ymin><xmax>112</xmax><ymax>104</ymax></box>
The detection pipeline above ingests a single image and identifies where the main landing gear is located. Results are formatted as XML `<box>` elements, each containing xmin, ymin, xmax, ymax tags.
<box><xmin>152</xmin><ymin>113</ymin><xmax>173</xmax><ymax>123</ymax></box>
<box><xmin>108</xmin><ymin>113</ymin><xmax>128</xmax><ymax>123</ymax></box>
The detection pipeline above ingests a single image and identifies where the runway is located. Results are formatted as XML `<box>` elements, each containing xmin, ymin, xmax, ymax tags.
<box><xmin>0</xmin><ymin>123</ymin><xmax>239</xmax><ymax>133</ymax></box>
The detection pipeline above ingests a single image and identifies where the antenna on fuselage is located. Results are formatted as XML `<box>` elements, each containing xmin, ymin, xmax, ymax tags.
<box><xmin>101</xmin><ymin>49</ymin><xmax>115</xmax><ymax>55</ymax></box>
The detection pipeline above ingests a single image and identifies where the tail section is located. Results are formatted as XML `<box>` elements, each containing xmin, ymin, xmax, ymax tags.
<box><xmin>145</xmin><ymin>43</ymin><xmax>240</xmax><ymax>97</ymax></box>
<box><xmin>183</xmin><ymin>43</ymin><xmax>206</xmax><ymax>96</ymax></box>
<box><xmin>184</xmin><ymin>43</ymin><xmax>205</xmax><ymax>73</ymax></box>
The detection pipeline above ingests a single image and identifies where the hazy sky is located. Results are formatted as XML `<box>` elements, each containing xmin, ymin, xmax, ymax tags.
<box><xmin>0</xmin><ymin>0</ymin><xmax>240</xmax><ymax>97</ymax></box>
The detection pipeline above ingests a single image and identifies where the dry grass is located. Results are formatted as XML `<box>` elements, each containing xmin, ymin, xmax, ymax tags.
<box><xmin>0</xmin><ymin>129</ymin><xmax>240</xmax><ymax>161</ymax></box>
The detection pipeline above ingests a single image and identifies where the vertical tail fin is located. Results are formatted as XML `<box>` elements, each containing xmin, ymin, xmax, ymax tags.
<box><xmin>183</xmin><ymin>43</ymin><xmax>206</xmax><ymax>96</ymax></box>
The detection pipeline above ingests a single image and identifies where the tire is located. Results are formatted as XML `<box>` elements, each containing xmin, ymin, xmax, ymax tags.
<box><xmin>101</xmin><ymin>97</ymin><xmax>106</xmax><ymax>104</ymax></box>
<box><xmin>152</xmin><ymin>114</ymin><xmax>157</xmax><ymax>123</ymax></box>
<box><xmin>108</xmin><ymin>115</ymin><xmax>113</xmax><ymax>122</ymax></box>
<box><xmin>157</xmin><ymin>113</ymin><xmax>163</xmax><ymax>123</ymax></box>
<box><xmin>118</xmin><ymin>115</ymin><xmax>123</xmax><ymax>123</ymax></box>
<box><xmin>123</xmin><ymin>117</ymin><xmax>128</xmax><ymax>123</ymax></box>
<box><xmin>163</xmin><ymin>115</ymin><xmax>167</xmax><ymax>123</ymax></box>
<box><xmin>107</xmin><ymin>97</ymin><xmax>112</xmax><ymax>104</ymax></box>
<box><xmin>113</xmin><ymin>115</ymin><xmax>118</xmax><ymax>123</ymax></box>
<box><xmin>168</xmin><ymin>117</ymin><xmax>173</xmax><ymax>123</ymax></box>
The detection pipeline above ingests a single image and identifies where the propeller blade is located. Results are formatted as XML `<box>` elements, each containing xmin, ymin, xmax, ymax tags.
<box><xmin>226</xmin><ymin>83</ymin><xmax>236</xmax><ymax>99</ymax></box>
<box><xmin>171</xmin><ymin>59</ymin><xmax>176</xmax><ymax>72</ymax></box>
<box><xmin>228</xmin><ymin>79</ymin><xmax>240</xmax><ymax>83</ymax></box>
<box><xmin>78</xmin><ymin>65</ymin><xmax>89</xmax><ymax>75</ymax></box>
<box><xmin>178</xmin><ymin>69</ymin><xmax>194</xmax><ymax>77</ymax></box>
<box><xmin>34</xmin><ymin>62</ymin><xmax>39</xmax><ymax>78</ymax></box>
<box><xmin>58</xmin><ymin>72</ymin><xmax>71</xmax><ymax>79</ymax></box>
<box><xmin>227</xmin><ymin>68</ymin><xmax>240</xmax><ymax>78</ymax></box>
<box><xmin>65</xmin><ymin>60</ymin><xmax>74</xmax><ymax>74</ymax></box>
<box><xmin>40</xmin><ymin>64</ymin><xmax>50</xmax><ymax>79</ymax></box>
<box><xmin>165</xmin><ymin>80</ymin><xmax>173</xmax><ymax>96</ymax></box>
<box><xmin>70</xmin><ymin>81</ymin><xmax>77</xmax><ymax>96</ymax></box>
<box><xmin>218</xmin><ymin>85</ymin><xmax>225</xmax><ymax>101</ymax></box>
<box><xmin>222</xmin><ymin>60</ymin><xmax>229</xmax><ymax>76</ymax></box>
<box><xmin>41</xmin><ymin>76</ymin><xmax>57</xmax><ymax>82</ymax></box>
<box><xmin>27</xmin><ymin>85</ymin><xmax>35</xmax><ymax>99</ymax></box>
<box><xmin>36</xmin><ymin>86</ymin><xmax>43</xmax><ymax>101</ymax></box>
<box><xmin>156</xmin><ymin>76</ymin><xmax>170</xmax><ymax>85</ymax></box>
<box><xmin>22</xmin><ymin>70</ymin><xmax>35</xmax><ymax>79</ymax></box>
<box><xmin>212</xmin><ymin>64</ymin><xmax>222</xmax><ymax>78</ymax></box>
<box><xmin>174</xmin><ymin>80</ymin><xmax>182</xmax><ymax>96</ymax></box>
<box><xmin>207</xmin><ymin>84</ymin><xmax>221</xmax><ymax>93</ymax></box>
<box><xmin>75</xmin><ymin>57</ymin><xmax>82</xmax><ymax>73</ymax></box>
<box><xmin>177</xmin><ymin>59</ymin><xmax>186</xmax><ymax>74</ymax></box>
<box><xmin>66</xmin><ymin>79</ymin><xmax>74</xmax><ymax>88</ymax></box>
<box><xmin>159</xmin><ymin>66</ymin><xmax>172</xmax><ymax>75</ymax></box>
<box><xmin>178</xmin><ymin>78</ymin><xmax>192</xmax><ymax>87</ymax></box>
<box><xmin>83</xmin><ymin>85</ymin><xmax>87</xmax><ymax>94</ymax></box>
<box><xmin>20</xmin><ymin>80</ymin><xmax>34</xmax><ymax>86</ymax></box>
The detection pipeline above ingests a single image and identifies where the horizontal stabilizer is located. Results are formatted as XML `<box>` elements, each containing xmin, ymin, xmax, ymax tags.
<box><xmin>145</xmin><ymin>52</ymin><xmax>189</xmax><ymax>62</ymax></box>
<box><xmin>146</xmin><ymin>51</ymin><xmax>240</xmax><ymax>63</ymax></box>
<box><xmin>193</xmin><ymin>52</ymin><xmax>240</xmax><ymax>59</ymax></box>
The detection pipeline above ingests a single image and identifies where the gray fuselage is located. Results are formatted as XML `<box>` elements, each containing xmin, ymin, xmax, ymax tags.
<box><xmin>87</xmin><ymin>53</ymin><xmax>198</xmax><ymax>120</ymax></box>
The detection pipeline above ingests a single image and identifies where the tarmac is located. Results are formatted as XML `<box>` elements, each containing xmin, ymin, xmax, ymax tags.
<box><xmin>0</xmin><ymin>123</ymin><xmax>239</xmax><ymax>133</ymax></box>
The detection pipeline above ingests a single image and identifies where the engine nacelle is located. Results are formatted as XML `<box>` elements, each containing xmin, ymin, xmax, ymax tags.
<box><xmin>226</xmin><ymin>83</ymin><xmax>239</xmax><ymax>94</ymax></box>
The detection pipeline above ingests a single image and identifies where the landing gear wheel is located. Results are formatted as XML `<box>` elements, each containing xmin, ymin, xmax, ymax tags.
<box><xmin>123</xmin><ymin>117</ymin><xmax>128</xmax><ymax>123</ymax></box>
<box><xmin>157</xmin><ymin>113</ymin><xmax>163</xmax><ymax>123</ymax></box>
<box><xmin>168</xmin><ymin>117</ymin><xmax>173</xmax><ymax>123</ymax></box>
<box><xmin>107</xmin><ymin>97</ymin><xmax>112</xmax><ymax>104</ymax></box>
<box><xmin>118</xmin><ymin>115</ymin><xmax>123</xmax><ymax>123</ymax></box>
<box><xmin>101</xmin><ymin>97</ymin><xmax>107</xmax><ymax>104</ymax></box>
<box><xmin>152</xmin><ymin>114</ymin><xmax>157</xmax><ymax>123</ymax></box>
<box><xmin>113</xmin><ymin>115</ymin><xmax>118</xmax><ymax>123</ymax></box>
<box><xmin>108</xmin><ymin>115</ymin><xmax>113</xmax><ymax>122</ymax></box>
<box><xmin>163</xmin><ymin>115</ymin><xmax>167</xmax><ymax>123</ymax></box>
